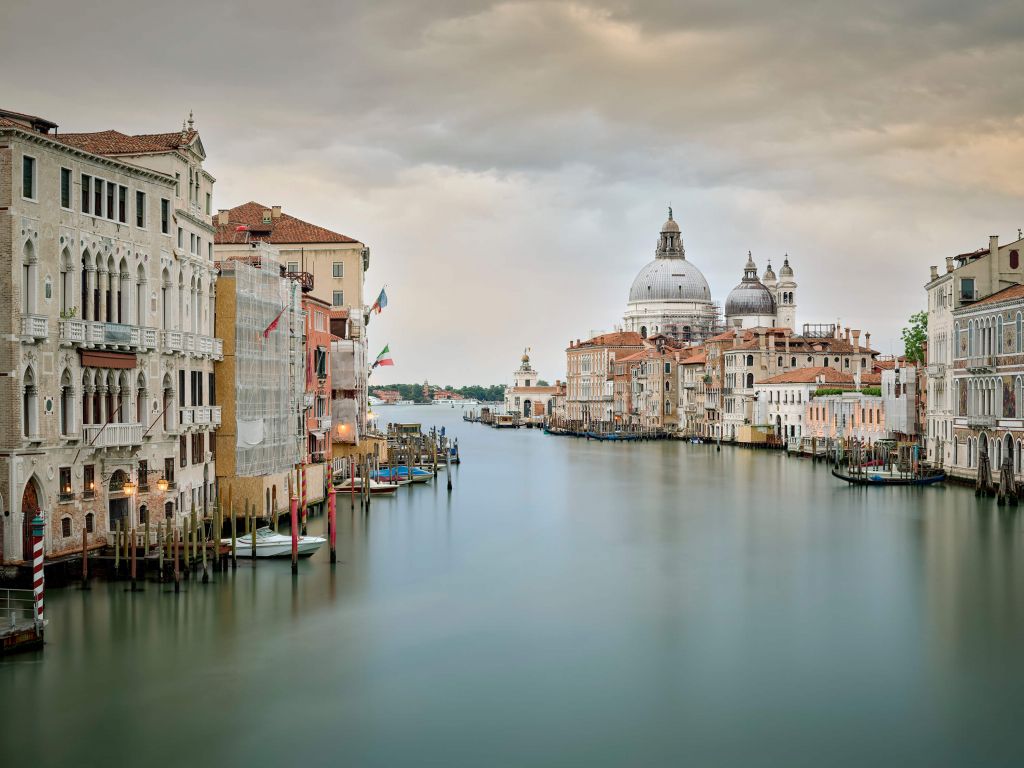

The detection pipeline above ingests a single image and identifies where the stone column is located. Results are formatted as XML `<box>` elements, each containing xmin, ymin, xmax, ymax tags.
<box><xmin>85</xmin><ymin>267</ymin><xmax>96</xmax><ymax>322</ymax></box>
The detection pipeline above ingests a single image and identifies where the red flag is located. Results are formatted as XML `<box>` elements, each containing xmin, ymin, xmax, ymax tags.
<box><xmin>263</xmin><ymin>306</ymin><xmax>287</xmax><ymax>338</ymax></box>
<box><xmin>235</xmin><ymin>224</ymin><xmax>248</xmax><ymax>232</ymax></box>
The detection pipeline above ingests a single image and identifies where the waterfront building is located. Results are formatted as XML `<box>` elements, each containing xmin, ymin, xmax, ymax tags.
<box><xmin>948</xmin><ymin>283</ymin><xmax>1024</xmax><ymax>482</ymax></box>
<box><xmin>0</xmin><ymin>108</ymin><xmax>222</xmax><ymax>564</ymax></box>
<box><xmin>213</xmin><ymin>202</ymin><xmax>369</xmax><ymax>316</ymax></box>
<box><xmin>565</xmin><ymin>331</ymin><xmax>644</xmax><ymax>428</ymax></box>
<box><xmin>713</xmin><ymin>325</ymin><xmax>877</xmax><ymax>442</ymax></box>
<box><xmin>804</xmin><ymin>374</ymin><xmax>886</xmax><ymax>444</ymax></box>
<box><xmin>622</xmin><ymin>210</ymin><xmax>720</xmax><ymax>344</ymax></box>
<box><xmin>301</xmin><ymin>292</ymin><xmax>332</xmax><ymax>516</ymax></box>
<box><xmin>676</xmin><ymin>349</ymin><xmax>707</xmax><ymax>436</ymax></box>
<box><xmin>213</xmin><ymin>241</ymin><xmax>304</xmax><ymax>520</ymax></box>
<box><xmin>503</xmin><ymin>351</ymin><xmax>558</xmax><ymax>418</ymax></box>
<box><xmin>924</xmin><ymin>234</ymin><xmax>1024</xmax><ymax>468</ymax></box>
<box><xmin>610</xmin><ymin>344</ymin><xmax>679</xmax><ymax>430</ymax></box>
<box><xmin>330</xmin><ymin>309</ymin><xmax>371</xmax><ymax>458</ymax></box>
<box><xmin>372</xmin><ymin>389</ymin><xmax>401</xmax><ymax>404</ymax></box>
<box><xmin>723</xmin><ymin>252</ymin><xmax>798</xmax><ymax>330</ymax></box>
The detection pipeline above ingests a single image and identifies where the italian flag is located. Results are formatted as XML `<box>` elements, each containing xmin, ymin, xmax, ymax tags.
<box><xmin>373</xmin><ymin>345</ymin><xmax>394</xmax><ymax>368</ymax></box>
<box><xmin>371</xmin><ymin>287</ymin><xmax>388</xmax><ymax>315</ymax></box>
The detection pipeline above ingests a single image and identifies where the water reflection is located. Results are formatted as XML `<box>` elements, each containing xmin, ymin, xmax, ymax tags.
<box><xmin>4</xmin><ymin>406</ymin><xmax>1024</xmax><ymax>766</ymax></box>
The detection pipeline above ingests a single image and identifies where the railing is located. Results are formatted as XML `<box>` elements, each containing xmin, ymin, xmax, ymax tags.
<box><xmin>21</xmin><ymin>314</ymin><xmax>48</xmax><ymax>340</ymax></box>
<box><xmin>318</xmin><ymin>416</ymin><xmax>332</xmax><ymax>431</ymax></box>
<box><xmin>210</xmin><ymin>406</ymin><xmax>222</xmax><ymax>426</ymax></box>
<box><xmin>1</xmin><ymin>588</ymin><xmax>36</xmax><ymax>627</ymax></box>
<box><xmin>966</xmin><ymin>355</ymin><xmax>995</xmax><ymax>370</ymax></box>
<box><xmin>83</xmin><ymin>422</ymin><xmax>143</xmax><ymax>448</ymax></box>
<box><xmin>927</xmin><ymin>363</ymin><xmax>946</xmax><ymax>378</ymax></box>
<box><xmin>162</xmin><ymin>330</ymin><xmax>184</xmax><ymax>353</ymax></box>
<box><xmin>59</xmin><ymin>318</ymin><xmax>86</xmax><ymax>343</ymax></box>
<box><xmin>966</xmin><ymin>415</ymin><xmax>997</xmax><ymax>429</ymax></box>
<box><xmin>179</xmin><ymin>407</ymin><xmax>194</xmax><ymax>427</ymax></box>
<box><xmin>212</xmin><ymin>338</ymin><xmax>224</xmax><ymax>360</ymax></box>
<box><xmin>284</xmin><ymin>271</ymin><xmax>314</xmax><ymax>292</ymax></box>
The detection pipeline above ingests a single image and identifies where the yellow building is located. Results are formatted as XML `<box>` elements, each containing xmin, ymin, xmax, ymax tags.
<box><xmin>214</xmin><ymin>202</ymin><xmax>368</xmax><ymax>314</ymax></box>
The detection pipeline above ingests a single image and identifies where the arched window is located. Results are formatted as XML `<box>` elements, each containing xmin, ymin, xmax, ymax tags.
<box><xmin>136</xmin><ymin>373</ymin><xmax>147</xmax><ymax>425</ymax></box>
<box><xmin>998</xmin><ymin>316</ymin><xmax>1004</xmax><ymax>353</ymax></box>
<box><xmin>777</xmin><ymin>356</ymin><xmax>783</xmax><ymax>367</ymax></box>
<box><xmin>22</xmin><ymin>240</ymin><xmax>37</xmax><ymax>316</ymax></box>
<box><xmin>162</xmin><ymin>374</ymin><xmax>175</xmax><ymax>432</ymax></box>
<box><xmin>746</xmin><ymin>373</ymin><xmax>754</xmax><ymax>388</ymax></box>
<box><xmin>136</xmin><ymin>264</ymin><xmax>147</xmax><ymax>326</ymax></box>
<box><xmin>1017</xmin><ymin>314</ymin><xmax>1022</xmax><ymax>354</ymax></box>
<box><xmin>85</xmin><ymin>512</ymin><xmax>95</xmax><ymax>533</ymax></box>
<box><xmin>164</xmin><ymin>501</ymin><xmax>174</xmax><ymax>520</ymax></box>
<box><xmin>60</xmin><ymin>369</ymin><xmax>74</xmax><ymax>436</ymax></box>
<box><xmin>746</xmin><ymin>355</ymin><xmax>754</xmax><ymax>366</ymax></box>
<box><xmin>61</xmin><ymin>517</ymin><xmax>72</xmax><ymax>538</ymax></box>
<box><xmin>968</xmin><ymin>320</ymin><xmax>975</xmax><ymax>356</ymax></box>
<box><xmin>60</xmin><ymin>247</ymin><xmax>74</xmax><ymax>316</ymax></box>
<box><xmin>118</xmin><ymin>257</ymin><xmax>130</xmax><ymax>324</ymax></box>
<box><xmin>139</xmin><ymin>504</ymin><xmax>148</xmax><ymax>525</ymax></box>
<box><xmin>23</xmin><ymin>366</ymin><xmax>38</xmax><ymax>438</ymax></box>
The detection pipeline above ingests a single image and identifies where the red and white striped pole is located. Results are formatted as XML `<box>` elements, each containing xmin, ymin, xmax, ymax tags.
<box><xmin>31</xmin><ymin>513</ymin><xmax>45</xmax><ymax>625</ymax></box>
<box><xmin>328</xmin><ymin>475</ymin><xmax>336</xmax><ymax>564</ymax></box>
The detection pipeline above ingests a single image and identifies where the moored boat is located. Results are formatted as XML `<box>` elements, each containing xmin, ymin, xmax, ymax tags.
<box><xmin>831</xmin><ymin>466</ymin><xmax>945</xmax><ymax>486</ymax></box>
<box><xmin>221</xmin><ymin>526</ymin><xmax>325</xmax><ymax>558</ymax></box>
<box><xmin>334</xmin><ymin>477</ymin><xmax>401</xmax><ymax>495</ymax></box>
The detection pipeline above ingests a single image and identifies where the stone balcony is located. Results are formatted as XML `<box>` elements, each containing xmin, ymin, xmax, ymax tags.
<box><xmin>179</xmin><ymin>406</ymin><xmax>223</xmax><ymax>429</ymax></box>
<box><xmin>965</xmin><ymin>355</ymin><xmax>995</xmax><ymax>372</ymax></box>
<box><xmin>83</xmin><ymin>422</ymin><xmax>143</xmax><ymax>448</ymax></box>
<box><xmin>59</xmin><ymin>319</ymin><xmax>158</xmax><ymax>352</ymax></box>
<box><xmin>966</xmin><ymin>415</ymin><xmax>997</xmax><ymax>429</ymax></box>
<box><xmin>317</xmin><ymin>416</ymin><xmax>332</xmax><ymax>431</ymax></box>
<box><xmin>162</xmin><ymin>330</ymin><xmax>224</xmax><ymax>360</ymax></box>
<box><xmin>927</xmin><ymin>363</ymin><xmax>946</xmax><ymax>379</ymax></box>
<box><xmin>21</xmin><ymin>314</ymin><xmax>49</xmax><ymax>342</ymax></box>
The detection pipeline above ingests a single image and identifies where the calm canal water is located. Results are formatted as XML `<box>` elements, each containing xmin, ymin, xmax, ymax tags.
<box><xmin>4</xmin><ymin>405</ymin><xmax>1024</xmax><ymax>766</ymax></box>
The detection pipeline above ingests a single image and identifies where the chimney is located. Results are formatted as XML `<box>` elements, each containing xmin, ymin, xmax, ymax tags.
<box><xmin>865</xmin><ymin>332</ymin><xmax>871</xmax><ymax>350</ymax></box>
<box><xmin>844</xmin><ymin>327</ymin><xmax>850</xmax><ymax>343</ymax></box>
<box><xmin>768</xmin><ymin>333</ymin><xmax>776</xmax><ymax>351</ymax></box>
<box><xmin>990</xmin><ymin>234</ymin><xmax>1000</xmax><ymax>290</ymax></box>
<box><xmin>945</xmin><ymin>257</ymin><xmax>954</xmax><ymax>273</ymax></box>
<box><xmin>784</xmin><ymin>329</ymin><xmax>790</xmax><ymax>353</ymax></box>
<box><xmin>217</xmin><ymin>209</ymin><xmax>230</xmax><ymax>226</ymax></box>
<box><xmin>852</xmin><ymin>329</ymin><xmax>861</xmax><ymax>352</ymax></box>
<box><xmin>272</xmin><ymin>205</ymin><xmax>282</xmax><ymax>219</ymax></box>
<box><xmin>930</xmin><ymin>265</ymin><xmax>939</xmax><ymax>281</ymax></box>
<box><xmin>854</xmin><ymin>367</ymin><xmax>862</xmax><ymax>389</ymax></box>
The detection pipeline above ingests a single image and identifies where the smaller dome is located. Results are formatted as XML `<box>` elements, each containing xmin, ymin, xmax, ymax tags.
<box><xmin>763</xmin><ymin>261</ymin><xmax>777</xmax><ymax>282</ymax></box>
<box><xmin>725</xmin><ymin>251</ymin><xmax>777</xmax><ymax>318</ymax></box>
<box><xmin>780</xmin><ymin>256</ymin><xmax>794</xmax><ymax>278</ymax></box>
<box><xmin>661</xmin><ymin>206</ymin><xmax>679</xmax><ymax>234</ymax></box>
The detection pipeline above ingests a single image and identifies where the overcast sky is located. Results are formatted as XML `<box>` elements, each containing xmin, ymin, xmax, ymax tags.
<box><xmin>4</xmin><ymin>1</ymin><xmax>1023</xmax><ymax>385</ymax></box>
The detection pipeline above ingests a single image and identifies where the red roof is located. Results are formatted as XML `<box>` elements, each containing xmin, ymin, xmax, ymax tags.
<box><xmin>761</xmin><ymin>366</ymin><xmax>855</xmax><ymax>385</ymax></box>
<box><xmin>214</xmin><ymin>202</ymin><xmax>358</xmax><ymax>245</ymax></box>
<box><xmin>966</xmin><ymin>283</ymin><xmax>1024</xmax><ymax>308</ymax></box>
<box><xmin>55</xmin><ymin>129</ymin><xmax>199</xmax><ymax>156</ymax></box>
<box><xmin>569</xmin><ymin>331</ymin><xmax>643</xmax><ymax>350</ymax></box>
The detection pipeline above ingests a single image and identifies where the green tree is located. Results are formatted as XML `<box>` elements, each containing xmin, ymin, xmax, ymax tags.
<box><xmin>901</xmin><ymin>310</ymin><xmax>927</xmax><ymax>364</ymax></box>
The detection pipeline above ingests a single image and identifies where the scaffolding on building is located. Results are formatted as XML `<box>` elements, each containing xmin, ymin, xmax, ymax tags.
<box><xmin>230</xmin><ymin>249</ymin><xmax>303</xmax><ymax>476</ymax></box>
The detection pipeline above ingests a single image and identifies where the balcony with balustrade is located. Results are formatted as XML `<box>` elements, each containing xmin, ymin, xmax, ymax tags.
<box><xmin>58</xmin><ymin>319</ymin><xmax>158</xmax><ymax>352</ymax></box>
<box><xmin>82</xmin><ymin>422</ymin><xmax>143</xmax><ymax>448</ymax></box>
<box><xmin>21</xmin><ymin>315</ymin><xmax>49</xmax><ymax>341</ymax></box>
<box><xmin>180</xmin><ymin>406</ymin><xmax>223</xmax><ymax>429</ymax></box>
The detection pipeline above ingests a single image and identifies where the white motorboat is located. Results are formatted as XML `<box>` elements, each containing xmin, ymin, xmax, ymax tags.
<box><xmin>221</xmin><ymin>526</ymin><xmax>325</xmax><ymax>558</ymax></box>
<box><xmin>334</xmin><ymin>477</ymin><xmax>400</xmax><ymax>495</ymax></box>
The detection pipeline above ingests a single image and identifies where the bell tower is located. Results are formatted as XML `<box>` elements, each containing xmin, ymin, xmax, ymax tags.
<box><xmin>776</xmin><ymin>256</ymin><xmax>797</xmax><ymax>330</ymax></box>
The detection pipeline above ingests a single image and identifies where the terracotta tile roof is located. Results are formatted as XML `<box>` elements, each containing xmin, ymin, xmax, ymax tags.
<box><xmin>680</xmin><ymin>351</ymin><xmax>707</xmax><ymax>364</ymax></box>
<box><xmin>0</xmin><ymin>117</ymin><xmax>19</xmax><ymax>128</ymax></box>
<box><xmin>761</xmin><ymin>366</ymin><xmax>855</xmax><ymax>385</ymax></box>
<box><xmin>966</xmin><ymin>282</ymin><xmax>1024</xmax><ymax>308</ymax></box>
<box><xmin>569</xmin><ymin>331</ymin><xmax>644</xmax><ymax>350</ymax></box>
<box><xmin>860</xmin><ymin>373</ymin><xmax>882</xmax><ymax>385</ymax></box>
<box><xmin>55</xmin><ymin>129</ymin><xmax>198</xmax><ymax>156</ymax></box>
<box><xmin>213</xmin><ymin>202</ymin><xmax>358</xmax><ymax>245</ymax></box>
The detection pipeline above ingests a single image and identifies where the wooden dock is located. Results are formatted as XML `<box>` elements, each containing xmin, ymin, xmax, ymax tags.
<box><xmin>0</xmin><ymin>588</ymin><xmax>43</xmax><ymax>655</ymax></box>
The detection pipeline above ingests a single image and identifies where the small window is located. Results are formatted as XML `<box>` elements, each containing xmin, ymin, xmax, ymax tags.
<box><xmin>61</xmin><ymin>517</ymin><xmax>72</xmax><ymax>538</ymax></box>
<box><xmin>85</xmin><ymin>512</ymin><xmax>95</xmax><ymax>533</ymax></box>
<box><xmin>22</xmin><ymin>155</ymin><xmax>36</xmax><ymax>199</ymax></box>
<box><xmin>94</xmin><ymin>179</ymin><xmax>103</xmax><ymax>216</ymax></box>
<box><xmin>205</xmin><ymin>192</ymin><xmax>212</xmax><ymax>215</ymax></box>
<box><xmin>333</xmin><ymin>262</ymin><xmax>344</xmax><ymax>278</ymax></box>
<box><xmin>178</xmin><ymin>227</ymin><xmax>184</xmax><ymax>249</ymax></box>
<box><xmin>60</xmin><ymin>168</ymin><xmax>72</xmax><ymax>208</ymax></box>
<box><xmin>1012</xmin><ymin>250</ymin><xmax>1020</xmax><ymax>270</ymax></box>
<box><xmin>118</xmin><ymin>185</ymin><xmax>127</xmax><ymax>223</ymax></box>
<box><xmin>161</xmin><ymin>199</ymin><xmax>170</xmax><ymax>234</ymax></box>
<box><xmin>106</xmin><ymin>182</ymin><xmax>115</xmax><ymax>220</ymax></box>
<box><xmin>59</xmin><ymin>466</ymin><xmax>73</xmax><ymax>500</ymax></box>
<box><xmin>82</xmin><ymin>174</ymin><xmax>92</xmax><ymax>213</ymax></box>
<box><xmin>960</xmin><ymin>277</ymin><xmax>975</xmax><ymax>302</ymax></box>
<box><xmin>136</xmin><ymin>190</ymin><xmax>146</xmax><ymax>227</ymax></box>
<box><xmin>287</xmin><ymin>262</ymin><xmax>299</xmax><ymax>273</ymax></box>
<box><xmin>332</xmin><ymin>290</ymin><xmax>344</xmax><ymax>306</ymax></box>
<box><xmin>84</xmin><ymin>464</ymin><xmax>96</xmax><ymax>497</ymax></box>
<box><xmin>180</xmin><ymin>434</ymin><xmax>187</xmax><ymax>467</ymax></box>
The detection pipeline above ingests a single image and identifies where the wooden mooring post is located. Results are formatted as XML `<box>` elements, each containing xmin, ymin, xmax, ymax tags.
<box><xmin>81</xmin><ymin>527</ymin><xmax>90</xmax><ymax>590</ymax></box>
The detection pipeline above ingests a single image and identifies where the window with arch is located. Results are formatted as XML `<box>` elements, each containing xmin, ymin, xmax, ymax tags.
<box><xmin>23</xmin><ymin>367</ymin><xmax>38</xmax><ymax>438</ymax></box>
<box><xmin>22</xmin><ymin>240</ymin><xmax>37</xmax><ymax>316</ymax></box>
<box><xmin>1018</xmin><ymin>314</ymin><xmax>1023</xmax><ymax>354</ymax></box>
<box><xmin>60</xmin><ymin>369</ymin><xmax>74</xmax><ymax>435</ymax></box>
<box><xmin>61</xmin><ymin>517</ymin><xmax>72</xmax><ymax>538</ymax></box>
<box><xmin>746</xmin><ymin>355</ymin><xmax>754</xmax><ymax>366</ymax></box>
<box><xmin>745</xmin><ymin>373</ymin><xmax>754</xmax><ymax>388</ymax></box>
<box><xmin>85</xmin><ymin>512</ymin><xmax>95</xmax><ymax>533</ymax></box>
<box><xmin>998</xmin><ymin>316</ymin><xmax>1004</xmax><ymax>353</ymax></box>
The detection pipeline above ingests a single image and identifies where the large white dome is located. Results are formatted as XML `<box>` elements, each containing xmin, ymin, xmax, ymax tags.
<box><xmin>628</xmin><ymin>258</ymin><xmax>712</xmax><ymax>303</ymax></box>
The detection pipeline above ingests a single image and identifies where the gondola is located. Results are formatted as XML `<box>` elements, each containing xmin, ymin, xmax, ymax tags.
<box><xmin>831</xmin><ymin>467</ymin><xmax>945</xmax><ymax>486</ymax></box>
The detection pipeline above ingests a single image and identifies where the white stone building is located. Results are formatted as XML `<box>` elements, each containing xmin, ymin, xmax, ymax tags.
<box><xmin>723</xmin><ymin>252</ymin><xmax>798</xmax><ymax>330</ymax></box>
<box><xmin>0</xmin><ymin>108</ymin><xmax>222</xmax><ymax>563</ymax></box>
<box><xmin>924</xmin><ymin>234</ymin><xmax>1024</xmax><ymax>468</ymax></box>
<box><xmin>504</xmin><ymin>350</ymin><xmax>558</xmax><ymax>418</ymax></box>
<box><xmin>623</xmin><ymin>210</ymin><xmax>720</xmax><ymax>344</ymax></box>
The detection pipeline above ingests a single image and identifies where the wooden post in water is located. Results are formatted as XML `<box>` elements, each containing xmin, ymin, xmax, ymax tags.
<box><xmin>183</xmin><ymin>515</ymin><xmax>190</xmax><ymax>576</ymax></box>
<box><xmin>230</xmin><ymin>491</ymin><xmax>237</xmax><ymax>570</ymax></box>
<box><xmin>174</xmin><ymin>524</ymin><xmax>181</xmax><ymax>593</ymax></box>
<box><xmin>81</xmin><ymin>526</ymin><xmax>90</xmax><ymax>590</ymax></box>
<box><xmin>190</xmin><ymin>503</ymin><xmax>198</xmax><ymax>575</ymax></box>
<box><xmin>250</xmin><ymin>501</ymin><xmax>257</xmax><ymax>564</ymax></box>
<box><xmin>158</xmin><ymin>520</ymin><xmax>164</xmax><ymax>583</ymax></box>
<box><xmin>130</xmin><ymin>526</ymin><xmax>138</xmax><ymax>591</ymax></box>
<box><xmin>349</xmin><ymin>457</ymin><xmax>355</xmax><ymax>510</ymax></box>
<box><xmin>115</xmin><ymin>519</ymin><xmax>121</xmax><ymax>574</ymax></box>
<box><xmin>143</xmin><ymin>518</ymin><xmax>150</xmax><ymax>580</ymax></box>
<box><xmin>201</xmin><ymin>505</ymin><xmax>209</xmax><ymax>583</ymax></box>
<box><xmin>289</xmin><ymin>472</ymin><xmax>299</xmax><ymax>576</ymax></box>
<box><xmin>328</xmin><ymin>474</ymin><xmax>337</xmax><ymax>564</ymax></box>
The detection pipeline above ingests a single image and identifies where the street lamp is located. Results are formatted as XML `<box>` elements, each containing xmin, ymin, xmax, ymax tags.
<box><xmin>156</xmin><ymin>477</ymin><xmax>169</xmax><ymax>492</ymax></box>
<box><xmin>122</xmin><ymin>480</ymin><xmax>136</xmax><ymax>496</ymax></box>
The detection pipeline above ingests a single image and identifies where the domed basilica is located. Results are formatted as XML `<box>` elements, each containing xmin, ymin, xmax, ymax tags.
<box><xmin>623</xmin><ymin>210</ymin><xmax>797</xmax><ymax>341</ymax></box>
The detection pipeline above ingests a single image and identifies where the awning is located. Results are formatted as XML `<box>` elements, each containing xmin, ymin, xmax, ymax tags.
<box><xmin>78</xmin><ymin>350</ymin><xmax>137</xmax><ymax>369</ymax></box>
